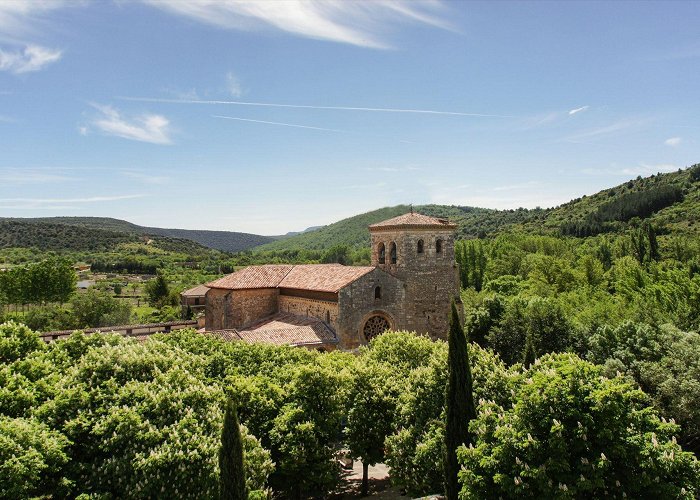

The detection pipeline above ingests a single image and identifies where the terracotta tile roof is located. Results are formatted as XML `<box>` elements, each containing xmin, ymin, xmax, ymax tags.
<box><xmin>181</xmin><ymin>284</ymin><xmax>210</xmax><ymax>297</ymax></box>
<box><xmin>278</xmin><ymin>264</ymin><xmax>374</xmax><ymax>293</ymax></box>
<box><xmin>206</xmin><ymin>264</ymin><xmax>294</xmax><ymax>290</ymax></box>
<box><xmin>369</xmin><ymin>212</ymin><xmax>457</xmax><ymax>230</ymax></box>
<box><xmin>206</xmin><ymin>312</ymin><xmax>338</xmax><ymax>347</ymax></box>
<box><xmin>206</xmin><ymin>263</ymin><xmax>373</xmax><ymax>292</ymax></box>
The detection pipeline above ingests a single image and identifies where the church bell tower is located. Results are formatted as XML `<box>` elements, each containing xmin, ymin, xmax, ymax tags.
<box><xmin>368</xmin><ymin>212</ymin><xmax>460</xmax><ymax>338</ymax></box>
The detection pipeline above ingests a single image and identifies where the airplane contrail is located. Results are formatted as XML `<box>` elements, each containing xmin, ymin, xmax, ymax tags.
<box><xmin>213</xmin><ymin>115</ymin><xmax>348</xmax><ymax>133</ymax></box>
<box><xmin>119</xmin><ymin>96</ymin><xmax>513</xmax><ymax>118</ymax></box>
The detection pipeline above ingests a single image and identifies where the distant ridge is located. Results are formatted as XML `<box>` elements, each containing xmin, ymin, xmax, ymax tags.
<box><xmin>2</xmin><ymin>163</ymin><xmax>698</xmax><ymax>255</ymax></box>
<box><xmin>0</xmin><ymin>216</ymin><xmax>276</xmax><ymax>253</ymax></box>
<box><xmin>256</xmin><ymin>163</ymin><xmax>700</xmax><ymax>253</ymax></box>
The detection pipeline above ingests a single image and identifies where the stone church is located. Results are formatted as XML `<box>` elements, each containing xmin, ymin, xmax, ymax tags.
<box><xmin>204</xmin><ymin>212</ymin><xmax>460</xmax><ymax>350</ymax></box>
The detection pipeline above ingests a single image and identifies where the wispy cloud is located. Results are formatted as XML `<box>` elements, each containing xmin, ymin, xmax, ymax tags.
<box><xmin>582</xmin><ymin>162</ymin><xmax>681</xmax><ymax>176</ymax></box>
<box><xmin>564</xmin><ymin>118</ymin><xmax>651</xmax><ymax>143</ymax></box>
<box><xmin>362</xmin><ymin>165</ymin><xmax>423</xmax><ymax>172</ymax></box>
<box><xmin>226</xmin><ymin>71</ymin><xmax>243</xmax><ymax>97</ymax></box>
<box><xmin>0</xmin><ymin>168</ymin><xmax>72</xmax><ymax>184</ymax></box>
<box><xmin>569</xmin><ymin>105</ymin><xmax>589</xmax><ymax>115</ymax></box>
<box><xmin>493</xmin><ymin>181</ymin><xmax>541</xmax><ymax>192</ymax></box>
<box><xmin>0</xmin><ymin>194</ymin><xmax>144</xmax><ymax>210</ymax></box>
<box><xmin>664</xmin><ymin>137</ymin><xmax>682</xmax><ymax>147</ymax></box>
<box><xmin>0</xmin><ymin>44</ymin><xmax>61</xmax><ymax>73</ymax></box>
<box><xmin>144</xmin><ymin>0</ymin><xmax>453</xmax><ymax>49</ymax></box>
<box><xmin>121</xmin><ymin>171</ymin><xmax>170</xmax><ymax>184</ymax></box>
<box><xmin>214</xmin><ymin>114</ymin><xmax>347</xmax><ymax>133</ymax></box>
<box><xmin>89</xmin><ymin>104</ymin><xmax>173</xmax><ymax>145</ymax></box>
<box><xmin>122</xmin><ymin>96</ymin><xmax>511</xmax><ymax>118</ymax></box>
<box><xmin>346</xmin><ymin>182</ymin><xmax>387</xmax><ymax>189</ymax></box>
<box><xmin>0</xmin><ymin>2</ymin><xmax>73</xmax><ymax>73</ymax></box>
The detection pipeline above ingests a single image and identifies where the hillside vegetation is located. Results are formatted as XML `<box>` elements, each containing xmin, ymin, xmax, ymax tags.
<box><xmin>0</xmin><ymin>217</ymin><xmax>275</xmax><ymax>253</ymax></box>
<box><xmin>255</xmin><ymin>163</ymin><xmax>700</xmax><ymax>255</ymax></box>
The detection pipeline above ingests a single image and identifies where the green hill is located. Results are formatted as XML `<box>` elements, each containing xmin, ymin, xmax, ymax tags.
<box><xmin>0</xmin><ymin>216</ymin><xmax>276</xmax><ymax>253</ymax></box>
<box><xmin>255</xmin><ymin>163</ymin><xmax>700</xmax><ymax>253</ymax></box>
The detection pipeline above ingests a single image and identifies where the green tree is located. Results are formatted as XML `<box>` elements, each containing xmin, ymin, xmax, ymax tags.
<box><xmin>219</xmin><ymin>400</ymin><xmax>247</xmax><ymax>500</ymax></box>
<box><xmin>457</xmin><ymin>353</ymin><xmax>700</xmax><ymax>499</ymax></box>
<box><xmin>445</xmin><ymin>302</ymin><xmax>476</xmax><ymax>500</ymax></box>
<box><xmin>345</xmin><ymin>362</ymin><xmax>399</xmax><ymax>496</ymax></box>
<box><xmin>0</xmin><ymin>321</ymin><xmax>45</xmax><ymax>363</ymax></box>
<box><xmin>0</xmin><ymin>416</ymin><xmax>69</xmax><ymax>499</ymax></box>
<box><xmin>145</xmin><ymin>272</ymin><xmax>170</xmax><ymax>307</ymax></box>
<box><xmin>69</xmin><ymin>289</ymin><xmax>132</xmax><ymax>328</ymax></box>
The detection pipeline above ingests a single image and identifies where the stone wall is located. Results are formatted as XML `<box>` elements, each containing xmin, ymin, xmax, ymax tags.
<box><xmin>205</xmin><ymin>288</ymin><xmax>279</xmax><ymax>330</ymax></box>
<box><xmin>336</xmin><ymin>268</ymin><xmax>405</xmax><ymax>350</ymax></box>
<box><xmin>279</xmin><ymin>295</ymin><xmax>339</xmax><ymax>329</ymax></box>
<box><xmin>370</xmin><ymin>227</ymin><xmax>460</xmax><ymax>340</ymax></box>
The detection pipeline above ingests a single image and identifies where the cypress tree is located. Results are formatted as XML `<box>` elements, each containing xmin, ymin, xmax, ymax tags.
<box><xmin>445</xmin><ymin>301</ymin><xmax>476</xmax><ymax>500</ymax></box>
<box><xmin>219</xmin><ymin>399</ymin><xmax>246</xmax><ymax>500</ymax></box>
<box><xmin>522</xmin><ymin>330</ymin><xmax>537</xmax><ymax>368</ymax></box>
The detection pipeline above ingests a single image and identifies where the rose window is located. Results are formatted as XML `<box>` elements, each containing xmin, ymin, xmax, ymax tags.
<box><xmin>363</xmin><ymin>315</ymin><xmax>390</xmax><ymax>342</ymax></box>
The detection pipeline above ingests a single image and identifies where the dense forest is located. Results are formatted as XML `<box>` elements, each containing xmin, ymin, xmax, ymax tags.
<box><xmin>2</xmin><ymin>326</ymin><xmax>699</xmax><ymax>498</ymax></box>
<box><xmin>2</xmin><ymin>164</ymin><xmax>700</xmax><ymax>497</ymax></box>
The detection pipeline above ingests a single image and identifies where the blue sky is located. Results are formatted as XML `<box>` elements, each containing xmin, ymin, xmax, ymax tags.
<box><xmin>1</xmin><ymin>1</ymin><xmax>699</xmax><ymax>235</ymax></box>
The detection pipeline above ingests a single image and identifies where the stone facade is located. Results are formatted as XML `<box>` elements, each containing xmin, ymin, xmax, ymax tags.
<box><xmin>206</xmin><ymin>288</ymin><xmax>278</xmax><ymax>331</ymax></box>
<box><xmin>369</xmin><ymin>226</ymin><xmax>460</xmax><ymax>339</ymax></box>
<box><xmin>204</xmin><ymin>213</ymin><xmax>461</xmax><ymax>350</ymax></box>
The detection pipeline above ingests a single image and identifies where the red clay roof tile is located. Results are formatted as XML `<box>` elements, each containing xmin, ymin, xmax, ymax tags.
<box><xmin>369</xmin><ymin>212</ymin><xmax>456</xmax><ymax>230</ymax></box>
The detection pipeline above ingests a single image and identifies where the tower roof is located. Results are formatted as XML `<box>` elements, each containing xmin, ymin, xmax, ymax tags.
<box><xmin>369</xmin><ymin>212</ymin><xmax>457</xmax><ymax>231</ymax></box>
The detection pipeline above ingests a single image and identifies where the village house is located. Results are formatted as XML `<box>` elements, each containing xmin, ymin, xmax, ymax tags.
<box><xmin>203</xmin><ymin>212</ymin><xmax>460</xmax><ymax>350</ymax></box>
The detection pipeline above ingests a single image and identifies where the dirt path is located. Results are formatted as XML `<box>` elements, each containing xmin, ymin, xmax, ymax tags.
<box><xmin>332</xmin><ymin>462</ymin><xmax>404</xmax><ymax>499</ymax></box>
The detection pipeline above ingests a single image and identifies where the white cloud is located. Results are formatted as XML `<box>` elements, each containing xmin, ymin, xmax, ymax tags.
<box><xmin>226</xmin><ymin>71</ymin><xmax>242</xmax><ymax>97</ymax></box>
<box><xmin>582</xmin><ymin>163</ymin><xmax>680</xmax><ymax>176</ymax></box>
<box><xmin>145</xmin><ymin>0</ymin><xmax>452</xmax><ymax>49</ymax></box>
<box><xmin>0</xmin><ymin>2</ymin><xmax>74</xmax><ymax>73</ymax></box>
<box><xmin>123</xmin><ymin>95</ymin><xmax>510</xmax><ymax>117</ymax></box>
<box><xmin>0</xmin><ymin>44</ymin><xmax>62</xmax><ymax>73</ymax></box>
<box><xmin>0</xmin><ymin>194</ymin><xmax>144</xmax><ymax>210</ymax></box>
<box><xmin>664</xmin><ymin>137</ymin><xmax>682</xmax><ymax>147</ymax></box>
<box><xmin>0</xmin><ymin>1</ymin><xmax>75</xmax><ymax>40</ymax></box>
<box><xmin>122</xmin><ymin>171</ymin><xmax>170</xmax><ymax>185</ymax></box>
<box><xmin>90</xmin><ymin>104</ymin><xmax>173</xmax><ymax>145</ymax></box>
<box><xmin>569</xmin><ymin>105</ymin><xmax>589</xmax><ymax>115</ymax></box>
<box><xmin>0</xmin><ymin>168</ymin><xmax>72</xmax><ymax>184</ymax></box>
<box><xmin>493</xmin><ymin>181</ymin><xmax>541</xmax><ymax>192</ymax></box>
<box><xmin>564</xmin><ymin>118</ymin><xmax>651</xmax><ymax>143</ymax></box>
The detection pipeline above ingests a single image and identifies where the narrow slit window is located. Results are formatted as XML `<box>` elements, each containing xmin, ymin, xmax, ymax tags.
<box><xmin>436</xmin><ymin>239</ymin><xmax>443</xmax><ymax>254</ymax></box>
<box><xmin>417</xmin><ymin>239</ymin><xmax>424</xmax><ymax>254</ymax></box>
<box><xmin>378</xmin><ymin>242</ymin><xmax>386</xmax><ymax>264</ymax></box>
<box><xmin>375</xmin><ymin>286</ymin><xmax>381</xmax><ymax>299</ymax></box>
<box><xmin>390</xmin><ymin>242</ymin><xmax>397</xmax><ymax>264</ymax></box>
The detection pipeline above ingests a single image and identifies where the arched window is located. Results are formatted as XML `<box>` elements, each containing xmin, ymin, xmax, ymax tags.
<box><xmin>436</xmin><ymin>239</ymin><xmax>443</xmax><ymax>254</ymax></box>
<box><xmin>374</xmin><ymin>286</ymin><xmax>381</xmax><ymax>299</ymax></box>
<box><xmin>417</xmin><ymin>239</ymin><xmax>424</xmax><ymax>254</ymax></box>
<box><xmin>378</xmin><ymin>242</ymin><xmax>385</xmax><ymax>264</ymax></box>
<box><xmin>390</xmin><ymin>242</ymin><xmax>397</xmax><ymax>264</ymax></box>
